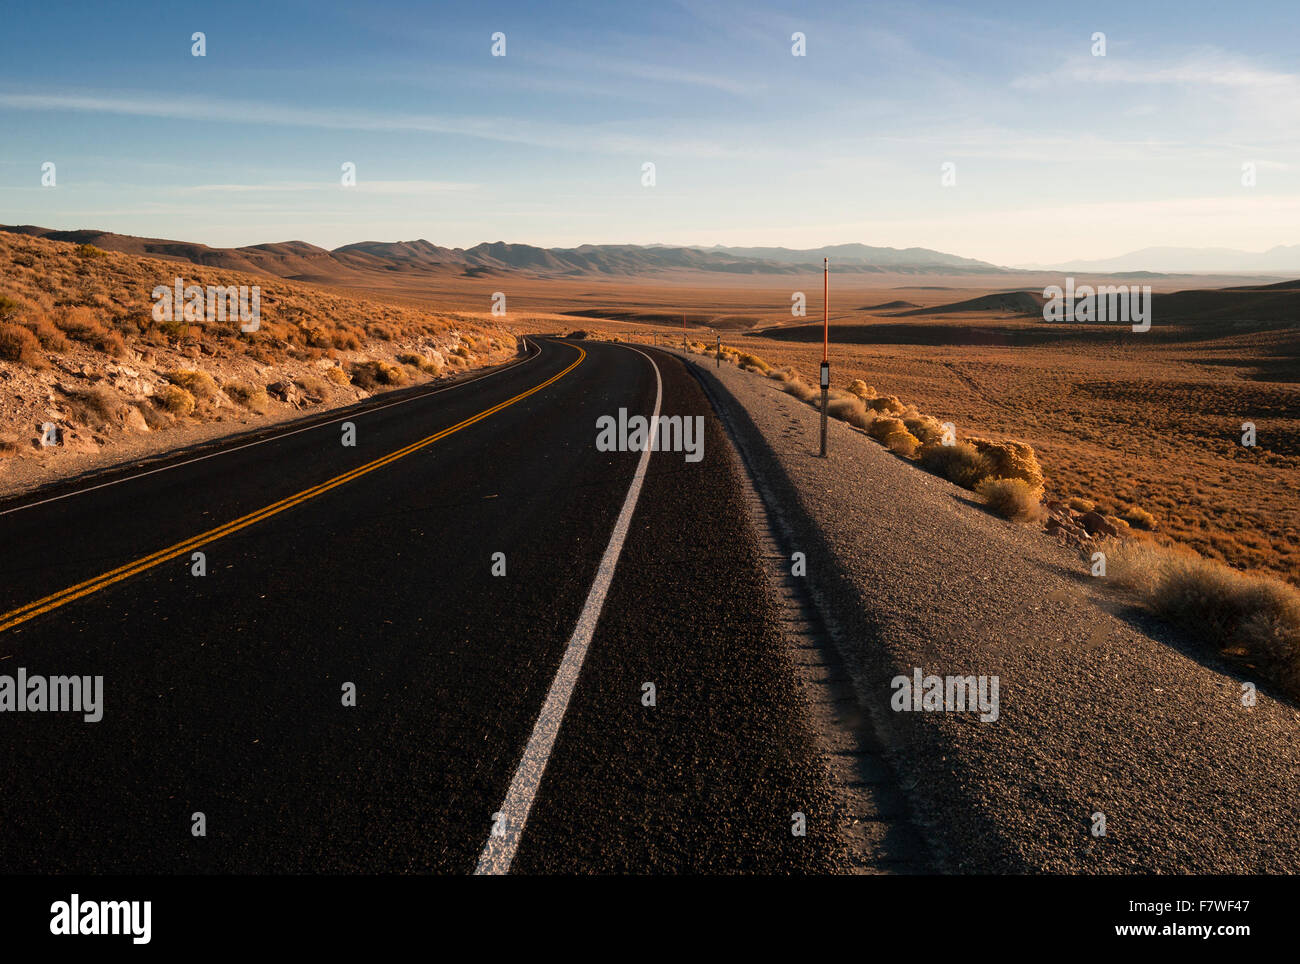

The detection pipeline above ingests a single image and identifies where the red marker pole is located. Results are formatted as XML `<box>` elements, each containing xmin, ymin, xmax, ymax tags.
<box><xmin>820</xmin><ymin>257</ymin><xmax>829</xmax><ymax>457</ymax></box>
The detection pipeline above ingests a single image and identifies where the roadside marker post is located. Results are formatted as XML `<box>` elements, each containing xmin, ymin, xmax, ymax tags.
<box><xmin>820</xmin><ymin>257</ymin><xmax>829</xmax><ymax>457</ymax></box>
<box><xmin>716</xmin><ymin>334</ymin><xmax>721</xmax><ymax>368</ymax></box>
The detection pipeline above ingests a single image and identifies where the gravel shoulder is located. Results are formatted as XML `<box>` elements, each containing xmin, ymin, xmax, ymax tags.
<box><xmin>676</xmin><ymin>349</ymin><xmax>1300</xmax><ymax>874</ymax></box>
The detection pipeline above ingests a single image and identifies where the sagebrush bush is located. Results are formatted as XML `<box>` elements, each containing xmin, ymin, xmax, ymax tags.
<box><xmin>165</xmin><ymin>369</ymin><xmax>219</xmax><ymax>401</ymax></box>
<box><xmin>223</xmin><ymin>380</ymin><xmax>270</xmax><ymax>413</ymax></box>
<box><xmin>977</xmin><ymin>477</ymin><xmax>1045</xmax><ymax>522</ymax></box>
<box><xmin>68</xmin><ymin>386</ymin><xmax>127</xmax><ymax>428</ymax></box>
<box><xmin>827</xmin><ymin>395</ymin><xmax>874</xmax><ymax>430</ymax></box>
<box><xmin>304</xmin><ymin>327</ymin><xmax>333</xmax><ymax>349</ymax></box>
<box><xmin>1156</xmin><ymin>556</ymin><xmax>1300</xmax><ymax>695</ymax></box>
<box><xmin>155</xmin><ymin>384</ymin><xmax>196</xmax><ymax>417</ymax></box>
<box><xmin>1099</xmin><ymin>539</ymin><xmax>1300</xmax><ymax>699</ymax></box>
<box><xmin>904</xmin><ymin>415</ymin><xmax>945</xmax><ymax>444</ymax></box>
<box><xmin>867</xmin><ymin>416</ymin><xmax>906</xmax><ymax>443</ymax></box>
<box><xmin>294</xmin><ymin>374</ymin><xmax>328</xmax><ymax>396</ymax></box>
<box><xmin>349</xmin><ymin>359</ymin><xmax>407</xmax><ymax>390</ymax></box>
<box><xmin>885</xmin><ymin>428</ymin><xmax>921</xmax><ymax>457</ymax></box>
<box><xmin>397</xmin><ymin>352</ymin><xmax>442</xmax><ymax>374</ymax></box>
<box><xmin>0</xmin><ymin>323</ymin><xmax>45</xmax><ymax>366</ymax></box>
<box><xmin>331</xmin><ymin>329</ymin><xmax>362</xmax><ymax>351</ymax></box>
<box><xmin>779</xmin><ymin>378</ymin><xmax>818</xmax><ymax>403</ymax></box>
<box><xmin>54</xmin><ymin>306</ymin><xmax>126</xmax><ymax>356</ymax></box>
<box><xmin>1101</xmin><ymin>539</ymin><xmax>1173</xmax><ymax>596</ymax></box>
<box><xmin>324</xmin><ymin>366</ymin><xmax>351</xmax><ymax>386</ymax></box>
<box><xmin>919</xmin><ymin>440</ymin><xmax>993</xmax><ymax>489</ymax></box>
<box><xmin>22</xmin><ymin>317</ymin><xmax>70</xmax><ymax>351</ymax></box>
<box><xmin>0</xmin><ymin>294</ymin><xmax>24</xmax><ymax>322</ymax></box>
<box><xmin>967</xmin><ymin>437</ymin><xmax>1044</xmax><ymax>489</ymax></box>
<box><xmin>1123</xmin><ymin>505</ymin><xmax>1158</xmax><ymax>530</ymax></box>
<box><xmin>866</xmin><ymin>394</ymin><xmax>906</xmax><ymax>415</ymax></box>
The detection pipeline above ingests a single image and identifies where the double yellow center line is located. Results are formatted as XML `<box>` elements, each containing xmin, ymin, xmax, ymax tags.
<box><xmin>0</xmin><ymin>345</ymin><xmax>585</xmax><ymax>635</ymax></box>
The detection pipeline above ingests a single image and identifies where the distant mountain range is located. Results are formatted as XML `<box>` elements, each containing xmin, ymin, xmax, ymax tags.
<box><xmin>0</xmin><ymin>226</ymin><xmax>1005</xmax><ymax>280</ymax></box>
<box><xmin>1020</xmin><ymin>245</ymin><xmax>1300</xmax><ymax>275</ymax></box>
<box><xmin>694</xmin><ymin>243</ymin><xmax>995</xmax><ymax>270</ymax></box>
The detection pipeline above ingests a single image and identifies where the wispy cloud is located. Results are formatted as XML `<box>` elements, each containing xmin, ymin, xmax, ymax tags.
<box><xmin>0</xmin><ymin>89</ymin><xmax>740</xmax><ymax>158</ymax></box>
<box><xmin>174</xmin><ymin>180</ymin><xmax>477</xmax><ymax>195</ymax></box>
<box><xmin>1013</xmin><ymin>47</ymin><xmax>1299</xmax><ymax>92</ymax></box>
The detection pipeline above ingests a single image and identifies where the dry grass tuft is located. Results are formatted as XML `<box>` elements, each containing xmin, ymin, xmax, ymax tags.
<box><xmin>1101</xmin><ymin>539</ymin><xmax>1300</xmax><ymax>699</ymax></box>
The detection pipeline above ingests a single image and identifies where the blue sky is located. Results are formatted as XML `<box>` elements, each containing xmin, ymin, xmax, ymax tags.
<box><xmin>1</xmin><ymin>0</ymin><xmax>1297</xmax><ymax>264</ymax></box>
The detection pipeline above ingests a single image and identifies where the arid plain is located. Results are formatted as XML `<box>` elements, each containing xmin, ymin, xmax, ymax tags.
<box><xmin>2</xmin><ymin>227</ymin><xmax>1296</xmax><ymax>588</ymax></box>
<box><xmin>486</xmin><ymin>273</ymin><xmax>1300</xmax><ymax>587</ymax></box>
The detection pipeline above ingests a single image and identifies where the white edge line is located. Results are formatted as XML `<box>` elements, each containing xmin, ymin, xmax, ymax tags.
<box><xmin>474</xmin><ymin>345</ymin><xmax>662</xmax><ymax>875</ymax></box>
<box><xmin>0</xmin><ymin>342</ymin><xmax>541</xmax><ymax>518</ymax></box>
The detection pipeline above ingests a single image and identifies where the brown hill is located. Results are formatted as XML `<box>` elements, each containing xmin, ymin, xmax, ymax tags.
<box><xmin>1</xmin><ymin>225</ymin><xmax>1011</xmax><ymax>283</ymax></box>
<box><xmin>893</xmin><ymin>290</ymin><xmax>1045</xmax><ymax>316</ymax></box>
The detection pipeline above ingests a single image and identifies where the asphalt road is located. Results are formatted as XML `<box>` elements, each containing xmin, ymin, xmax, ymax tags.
<box><xmin>0</xmin><ymin>337</ymin><xmax>845</xmax><ymax>873</ymax></box>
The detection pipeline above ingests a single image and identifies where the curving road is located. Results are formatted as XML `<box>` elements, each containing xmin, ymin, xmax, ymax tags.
<box><xmin>0</xmin><ymin>337</ymin><xmax>846</xmax><ymax>873</ymax></box>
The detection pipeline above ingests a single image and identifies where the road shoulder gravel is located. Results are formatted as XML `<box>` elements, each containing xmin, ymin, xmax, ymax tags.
<box><xmin>677</xmin><ymin>348</ymin><xmax>1300</xmax><ymax>874</ymax></box>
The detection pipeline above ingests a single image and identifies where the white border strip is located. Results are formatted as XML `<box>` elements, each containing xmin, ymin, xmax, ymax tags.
<box><xmin>0</xmin><ymin>343</ymin><xmax>540</xmax><ymax>518</ymax></box>
<box><xmin>475</xmin><ymin>346</ymin><xmax>662</xmax><ymax>875</ymax></box>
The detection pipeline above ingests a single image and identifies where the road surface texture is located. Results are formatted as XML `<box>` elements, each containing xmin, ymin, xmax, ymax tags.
<box><xmin>674</xmin><ymin>347</ymin><xmax>1300</xmax><ymax>873</ymax></box>
<box><xmin>0</xmin><ymin>337</ymin><xmax>858</xmax><ymax>873</ymax></box>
